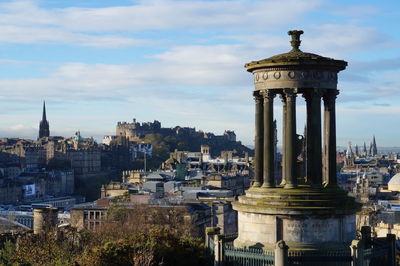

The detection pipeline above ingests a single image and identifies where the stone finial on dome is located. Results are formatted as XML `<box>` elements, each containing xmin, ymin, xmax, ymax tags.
<box><xmin>288</xmin><ymin>30</ymin><xmax>304</xmax><ymax>51</ymax></box>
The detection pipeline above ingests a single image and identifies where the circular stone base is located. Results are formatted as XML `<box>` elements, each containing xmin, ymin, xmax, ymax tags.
<box><xmin>232</xmin><ymin>185</ymin><xmax>360</xmax><ymax>250</ymax></box>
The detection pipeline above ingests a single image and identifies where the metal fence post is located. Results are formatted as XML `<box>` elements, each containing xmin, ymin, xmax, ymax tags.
<box><xmin>361</xmin><ymin>226</ymin><xmax>371</xmax><ymax>249</ymax></box>
<box><xmin>386</xmin><ymin>234</ymin><xmax>396</xmax><ymax>266</ymax></box>
<box><xmin>275</xmin><ymin>240</ymin><xmax>288</xmax><ymax>266</ymax></box>
<box><xmin>350</xmin><ymin>239</ymin><xmax>364</xmax><ymax>266</ymax></box>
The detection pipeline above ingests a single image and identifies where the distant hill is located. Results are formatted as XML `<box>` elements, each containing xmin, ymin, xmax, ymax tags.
<box><xmin>115</xmin><ymin>119</ymin><xmax>253</xmax><ymax>169</ymax></box>
<box><xmin>139</xmin><ymin>133</ymin><xmax>252</xmax><ymax>170</ymax></box>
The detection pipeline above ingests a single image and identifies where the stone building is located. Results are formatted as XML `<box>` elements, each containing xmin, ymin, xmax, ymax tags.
<box><xmin>162</xmin><ymin>144</ymin><xmax>250</xmax><ymax>173</ymax></box>
<box><xmin>70</xmin><ymin>200</ymin><xmax>211</xmax><ymax>238</ymax></box>
<box><xmin>0</xmin><ymin>180</ymin><xmax>23</xmax><ymax>204</ymax></box>
<box><xmin>70</xmin><ymin>202</ymin><xmax>107</xmax><ymax>231</ymax></box>
<box><xmin>43</xmin><ymin>134</ymin><xmax>101</xmax><ymax>178</ymax></box>
<box><xmin>1</xmin><ymin>106</ymin><xmax>101</xmax><ymax>180</ymax></box>
<box><xmin>121</xmin><ymin>170</ymin><xmax>146</xmax><ymax>184</ymax></box>
<box><xmin>116</xmin><ymin>118</ymin><xmax>161</xmax><ymax>140</ymax></box>
<box><xmin>24</xmin><ymin>146</ymin><xmax>47</xmax><ymax>169</ymax></box>
<box><xmin>100</xmin><ymin>181</ymin><xmax>129</xmax><ymax>198</ymax></box>
<box><xmin>46</xmin><ymin>170</ymin><xmax>75</xmax><ymax>196</ymax></box>
<box><xmin>115</xmin><ymin>118</ymin><xmax>238</xmax><ymax>145</ymax></box>
<box><xmin>223</xmin><ymin>130</ymin><xmax>236</xmax><ymax>142</ymax></box>
<box><xmin>212</xmin><ymin>202</ymin><xmax>237</xmax><ymax>235</ymax></box>
<box><xmin>203</xmin><ymin>173</ymin><xmax>250</xmax><ymax>196</ymax></box>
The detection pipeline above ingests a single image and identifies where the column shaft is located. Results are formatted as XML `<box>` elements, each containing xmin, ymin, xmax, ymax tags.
<box><xmin>323</xmin><ymin>89</ymin><xmax>339</xmax><ymax>186</ymax></box>
<box><xmin>284</xmin><ymin>89</ymin><xmax>297</xmax><ymax>188</ymax></box>
<box><xmin>304</xmin><ymin>90</ymin><xmax>323</xmax><ymax>186</ymax></box>
<box><xmin>262</xmin><ymin>90</ymin><xmax>275</xmax><ymax>188</ymax></box>
<box><xmin>280</xmin><ymin>95</ymin><xmax>287</xmax><ymax>186</ymax></box>
<box><xmin>253</xmin><ymin>91</ymin><xmax>264</xmax><ymax>187</ymax></box>
<box><xmin>323</xmin><ymin>107</ymin><xmax>328</xmax><ymax>184</ymax></box>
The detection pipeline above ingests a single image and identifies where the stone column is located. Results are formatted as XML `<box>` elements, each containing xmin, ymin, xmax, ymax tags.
<box><xmin>284</xmin><ymin>88</ymin><xmax>297</xmax><ymax>189</ymax></box>
<box><xmin>323</xmin><ymin>89</ymin><xmax>339</xmax><ymax>186</ymax></box>
<box><xmin>205</xmin><ymin>226</ymin><xmax>220</xmax><ymax>248</ymax></box>
<box><xmin>303</xmin><ymin>89</ymin><xmax>323</xmax><ymax>186</ymax></box>
<box><xmin>323</xmin><ymin>108</ymin><xmax>328</xmax><ymax>184</ymax></box>
<box><xmin>262</xmin><ymin>90</ymin><xmax>275</xmax><ymax>188</ymax></box>
<box><xmin>253</xmin><ymin>91</ymin><xmax>264</xmax><ymax>187</ymax></box>
<box><xmin>280</xmin><ymin>94</ymin><xmax>287</xmax><ymax>186</ymax></box>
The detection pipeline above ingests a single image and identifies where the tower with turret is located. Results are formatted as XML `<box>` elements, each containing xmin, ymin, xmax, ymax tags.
<box><xmin>38</xmin><ymin>101</ymin><xmax>50</xmax><ymax>139</ymax></box>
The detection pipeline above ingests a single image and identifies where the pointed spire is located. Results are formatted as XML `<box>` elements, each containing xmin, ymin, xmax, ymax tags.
<box><xmin>363</xmin><ymin>142</ymin><xmax>367</xmax><ymax>156</ymax></box>
<box><xmin>38</xmin><ymin>101</ymin><xmax>50</xmax><ymax>139</ymax></box>
<box><xmin>346</xmin><ymin>141</ymin><xmax>353</xmax><ymax>158</ymax></box>
<box><xmin>42</xmin><ymin>101</ymin><xmax>47</xmax><ymax>121</ymax></box>
<box><xmin>371</xmin><ymin>135</ymin><xmax>377</xmax><ymax>156</ymax></box>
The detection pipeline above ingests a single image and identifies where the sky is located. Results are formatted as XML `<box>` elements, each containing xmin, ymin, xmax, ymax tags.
<box><xmin>0</xmin><ymin>0</ymin><xmax>399</xmax><ymax>148</ymax></box>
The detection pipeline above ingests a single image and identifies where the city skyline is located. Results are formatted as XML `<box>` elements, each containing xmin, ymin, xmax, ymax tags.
<box><xmin>0</xmin><ymin>0</ymin><xmax>399</xmax><ymax>146</ymax></box>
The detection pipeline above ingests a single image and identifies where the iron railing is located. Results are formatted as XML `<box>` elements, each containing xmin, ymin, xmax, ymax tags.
<box><xmin>288</xmin><ymin>249</ymin><xmax>352</xmax><ymax>266</ymax></box>
<box><xmin>223</xmin><ymin>243</ymin><xmax>274</xmax><ymax>266</ymax></box>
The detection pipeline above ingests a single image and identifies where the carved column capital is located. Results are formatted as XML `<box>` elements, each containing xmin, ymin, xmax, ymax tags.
<box><xmin>323</xmin><ymin>89</ymin><xmax>339</xmax><ymax>104</ymax></box>
<box><xmin>253</xmin><ymin>90</ymin><xmax>263</xmax><ymax>103</ymax></box>
<box><xmin>302</xmin><ymin>88</ymin><xmax>326</xmax><ymax>102</ymax></box>
<box><xmin>283</xmin><ymin>88</ymin><xmax>297</xmax><ymax>97</ymax></box>
<box><xmin>260</xmin><ymin>89</ymin><xmax>275</xmax><ymax>98</ymax></box>
<box><xmin>279</xmin><ymin>92</ymin><xmax>286</xmax><ymax>103</ymax></box>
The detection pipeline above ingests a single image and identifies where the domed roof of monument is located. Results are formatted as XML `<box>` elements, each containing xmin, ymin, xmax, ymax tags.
<box><xmin>245</xmin><ymin>30</ymin><xmax>347</xmax><ymax>72</ymax></box>
<box><xmin>388</xmin><ymin>173</ymin><xmax>400</xmax><ymax>185</ymax></box>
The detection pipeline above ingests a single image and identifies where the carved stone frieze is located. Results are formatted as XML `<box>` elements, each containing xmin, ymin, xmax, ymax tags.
<box><xmin>253</xmin><ymin>69</ymin><xmax>338</xmax><ymax>90</ymax></box>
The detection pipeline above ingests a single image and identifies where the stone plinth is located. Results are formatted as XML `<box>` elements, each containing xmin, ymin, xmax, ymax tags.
<box><xmin>232</xmin><ymin>186</ymin><xmax>360</xmax><ymax>250</ymax></box>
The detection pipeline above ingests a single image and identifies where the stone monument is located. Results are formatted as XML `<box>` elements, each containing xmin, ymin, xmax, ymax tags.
<box><xmin>232</xmin><ymin>30</ymin><xmax>360</xmax><ymax>250</ymax></box>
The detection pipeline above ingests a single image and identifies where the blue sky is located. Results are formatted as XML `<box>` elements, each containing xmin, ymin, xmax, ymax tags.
<box><xmin>0</xmin><ymin>0</ymin><xmax>399</xmax><ymax>147</ymax></box>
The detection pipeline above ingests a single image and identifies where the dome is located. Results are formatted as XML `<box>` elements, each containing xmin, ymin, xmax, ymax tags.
<box><xmin>244</xmin><ymin>30</ymin><xmax>347</xmax><ymax>91</ymax></box>
<box><xmin>245</xmin><ymin>30</ymin><xmax>347</xmax><ymax>73</ymax></box>
<box><xmin>74</xmin><ymin>131</ymin><xmax>83</xmax><ymax>141</ymax></box>
<box><xmin>388</xmin><ymin>173</ymin><xmax>400</xmax><ymax>191</ymax></box>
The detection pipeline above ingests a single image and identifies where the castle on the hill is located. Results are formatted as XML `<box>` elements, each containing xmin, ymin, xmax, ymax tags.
<box><xmin>116</xmin><ymin>119</ymin><xmax>161</xmax><ymax>139</ymax></box>
<box><xmin>115</xmin><ymin>118</ymin><xmax>236</xmax><ymax>142</ymax></box>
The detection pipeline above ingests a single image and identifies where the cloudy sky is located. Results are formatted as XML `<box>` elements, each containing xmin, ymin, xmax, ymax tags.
<box><xmin>0</xmin><ymin>0</ymin><xmax>399</xmax><ymax>148</ymax></box>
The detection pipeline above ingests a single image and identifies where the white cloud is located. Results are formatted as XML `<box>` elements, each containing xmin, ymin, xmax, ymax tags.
<box><xmin>0</xmin><ymin>25</ymin><xmax>147</xmax><ymax>47</ymax></box>
<box><xmin>0</xmin><ymin>0</ymin><xmax>322</xmax><ymax>31</ymax></box>
<box><xmin>299</xmin><ymin>24</ymin><xmax>390</xmax><ymax>57</ymax></box>
<box><xmin>0</xmin><ymin>0</ymin><xmax>321</xmax><ymax>47</ymax></box>
<box><xmin>0</xmin><ymin>0</ymin><xmax>399</xmax><ymax>146</ymax></box>
<box><xmin>330</xmin><ymin>5</ymin><xmax>379</xmax><ymax>17</ymax></box>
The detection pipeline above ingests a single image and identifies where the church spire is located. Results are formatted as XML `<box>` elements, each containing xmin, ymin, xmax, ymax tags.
<box><xmin>38</xmin><ymin>101</ymin><xmax>50</xmax><ymax>139</ymax></box>
<box><xmin>42</xmin><ymin>101</ymin><xmax>47</xmax><ymax>121</ymax></box>
<box><xmin>363</xmin><ymin>141</ymin><xmax>367</xmax><ymax>156</ymax></box>
<box><xmin>371</xmin><ymin>135</ymin><xmax>377</xmax><ymax>156</ymax></box>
